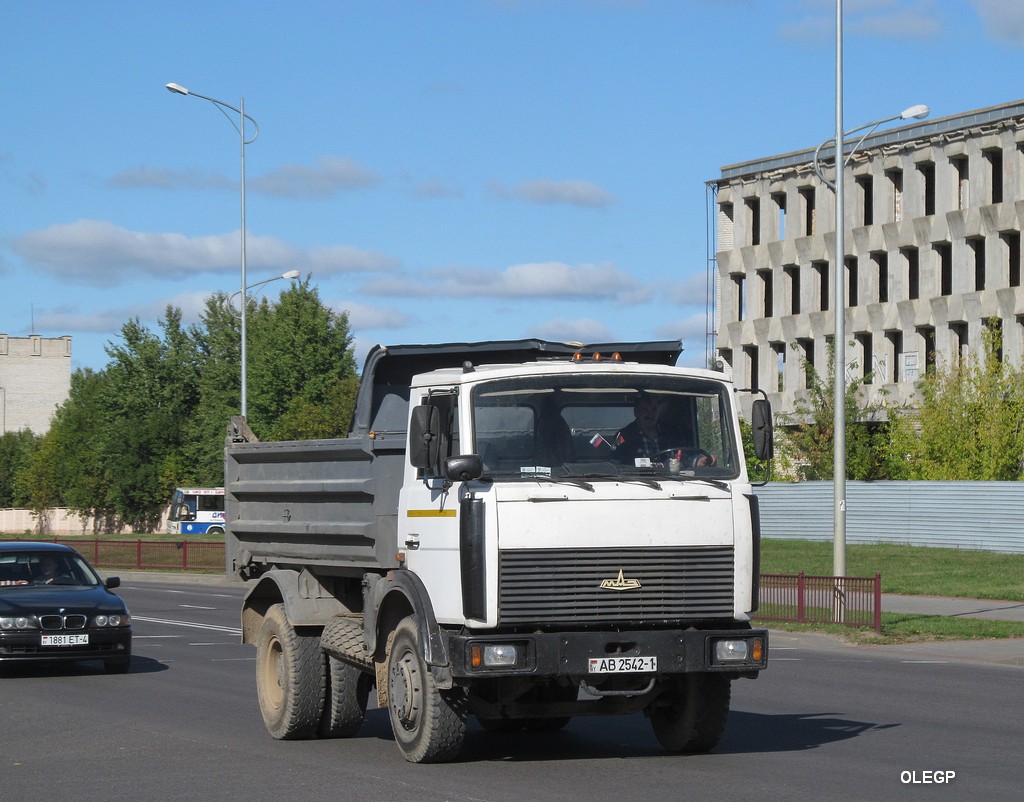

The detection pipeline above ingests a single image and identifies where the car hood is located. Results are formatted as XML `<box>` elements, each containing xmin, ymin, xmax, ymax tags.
<box><xmin>0</xmin><ymin>585</ymin><xmax>127</xmax><ymax>615</ymax></box>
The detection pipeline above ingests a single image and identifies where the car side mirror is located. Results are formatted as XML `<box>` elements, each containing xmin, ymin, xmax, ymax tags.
<box><xmin>751</xmin><ymin>397</ymin><xmax>774</xmax><ymax>461</ymax></box>
<box><xmin>105</xmin><ymin>576</ymin><xmax>121</xmax><ymax>589</ymax></box>
<box><xmin>409</xmin><ymin>404</ymin><xmax>441</xmax><ymax>469</ymax></box>
<box><xmin>444</xmin><ymin>454</ymin><xmax>483</xmax><ymax>482</ymax></box>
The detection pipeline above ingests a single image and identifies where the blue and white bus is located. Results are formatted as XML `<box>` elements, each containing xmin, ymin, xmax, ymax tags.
<box><xmin>166</xmin><ymin>487</ymin><xmax>225</xmax><ymax>535</ymax></box>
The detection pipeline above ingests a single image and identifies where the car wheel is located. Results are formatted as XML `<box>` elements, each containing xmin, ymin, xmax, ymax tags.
<box><xmin>386</xmin><ymin>616</ymin><xmax>466</xmax><ymax>763</ymax></box>
<box><xmin>255</xmin><ymin>603</ymin><xmax>325</xmax><ymax>740</ymax></box>
<box><xmin>648</xmin><ymin>673</ymin><xmax>731</xmax><ymax>753</ymax></box>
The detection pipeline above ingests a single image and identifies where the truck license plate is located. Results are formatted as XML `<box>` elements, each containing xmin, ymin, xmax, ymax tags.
<box><xmin>41</xmin><ymin>634</ymin><xmax>89</xmax><ymax>647</ymax></box>
<box><xmin>588</xmin><ymin>656</ymin><xmax>657</xmax><ymax>674</ymax></box>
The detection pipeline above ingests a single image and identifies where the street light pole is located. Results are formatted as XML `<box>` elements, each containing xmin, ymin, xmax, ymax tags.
<box><xmin>166</xmin><ymin>82</ymin><xmax>259</xmax><ymax>419</ymax></box>
<box><xmin>811</xmin><ymin>4</ymin><xmax>929</xmax><ymax>580</ymax></box>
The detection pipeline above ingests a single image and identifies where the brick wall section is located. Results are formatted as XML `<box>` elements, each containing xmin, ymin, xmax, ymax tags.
<box><xmin>0</xmin><ymin>334</ymin><xmax>72</xmax><ymax>434</ymax></box>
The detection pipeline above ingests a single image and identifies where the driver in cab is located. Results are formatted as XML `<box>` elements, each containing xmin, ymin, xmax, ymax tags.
<box><xmin>613</xmin><ymin>393</ymin><xmax>716</xmax><ymax>469</ymax></box>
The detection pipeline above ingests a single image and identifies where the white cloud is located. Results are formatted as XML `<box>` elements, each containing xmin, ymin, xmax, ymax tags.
<box><xmin>654</xmin><ymin>312</ymin><xmax>709</xmax><ymax>341</ymax></box>
<box><xmin>330</xmin><ymin>300</ymin><xmax>413</xmax><ymax>330</ymax></box>
<box><xmin>249</xmin><ymin>156</ymin><xmax>381</xmax><ymax>198</ymax></box>
<box><xmin>525</xmin><ymin>317</ymin><xmax>616</xmax><ymax>343</ymax></box>
<box><xmin>12</xmin><ymin>220</ymin><xmax>398</xmax><ymax>285</ymax></box>
<box><xmin>971</xmin><ymin>0</ymin><xmax>1024</xmax><ymax>44</ymax></box>
<box><xmin>412</xmin><ymin>178</ymin><xmax>464</xmax><ymax>199</ymax></box>
<box><xmin>489</xmin><ymin>178</ymin><xmax>616</xmax><ymax>208</ymax></box>
<box><xmin>108</xmin><ymin>155</ymin><xmax>380</xmax><ymax>199</ymax></box>
<box><xmin>780</xmin><ymin>0</ymin><xmax>943</xmax><ymax>43</ymax></box>
<box><xmin>361</xmin><ymin>261</ymin><xmax>650</xmax><ymax>302</ymax></box>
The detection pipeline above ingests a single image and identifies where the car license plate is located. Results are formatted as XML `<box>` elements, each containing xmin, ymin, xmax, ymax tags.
<box><xmin>41</xmin><ymin>634</ymin><xmax>89</xmax><ymax>647</ymax></box>
<box><xmin>588</xmin><ymin>656</ymin><xmax>657</xmax><ymax>673</ymax></box>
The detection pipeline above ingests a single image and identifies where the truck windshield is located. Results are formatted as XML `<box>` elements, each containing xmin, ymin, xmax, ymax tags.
<box><xmin>471</xmin><ymin>374</ymin><xmax>738</xmax><ymax>480</ymax></box>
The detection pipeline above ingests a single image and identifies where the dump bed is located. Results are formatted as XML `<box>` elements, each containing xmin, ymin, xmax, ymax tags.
<box><xmin>224</xmin><ymin>339</ymin><xmax>682</xmax><ymax>578</ymax></box>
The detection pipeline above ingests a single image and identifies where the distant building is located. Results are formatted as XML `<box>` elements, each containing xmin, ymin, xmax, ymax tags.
<box><xmin>0</xmin><ymin>335</ymin><xmax>72</xmax><ymax>435</ymax></box>
<box><xmin>708</xmin><ymin>98</ymin><xmax>1024</xmax><ymax>418</ymax></box>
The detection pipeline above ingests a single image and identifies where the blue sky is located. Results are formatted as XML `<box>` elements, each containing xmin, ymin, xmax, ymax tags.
<box><xmin>3</xmin><ymin>0</ymin><xmax>1024</xmax><ymax>372</ymax></box>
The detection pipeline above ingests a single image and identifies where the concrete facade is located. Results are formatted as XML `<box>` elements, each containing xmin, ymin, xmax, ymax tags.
<box><xmin>710</xmin><ymin>99</ymin><xmax>1024</xmax><ymax>417</ymax></box>
<box><xmin>0</xmin><ymin>335</ymin><xmax>72</xmax><ymax>434</ymax></box>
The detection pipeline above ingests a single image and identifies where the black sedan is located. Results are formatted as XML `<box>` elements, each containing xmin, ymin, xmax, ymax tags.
<box><xmin>0</xmin><ymin>542</ymin><xmax>132</xmax><ymax>673</ymax></box>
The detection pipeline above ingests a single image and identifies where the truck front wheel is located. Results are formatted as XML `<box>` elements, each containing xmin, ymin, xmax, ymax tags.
<box><xmin>648</xmin><ymin>673</ymin><xmax>731</xmax><ymax>754</ymax></box>
<box><xmin>386</xmin><ymin>617</ymin><xmax>466</xmax><ymax>763</ymax></box>
<box><xmin>255</xmin><ymin>603</ymin><xmax>325</xmax><ymax>740</ymax></box>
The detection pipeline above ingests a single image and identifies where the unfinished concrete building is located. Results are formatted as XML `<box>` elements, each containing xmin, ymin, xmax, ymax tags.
<box><xmin>0</xmin><ymin>335</ymin><xmax>72</xmax><ymax>434</ymax></box>
<box><xmin>708</xmin><ymin>98</ymin><xmax>1024</xmax><ymax>417</ymax></box>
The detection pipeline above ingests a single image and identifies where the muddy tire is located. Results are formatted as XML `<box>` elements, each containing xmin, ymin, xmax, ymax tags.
<box><xmin>649</xmin><ymin>674</ymin><xmax>731</xmax><ymax>753</ymax></box>
<box><xmin>386</xmin><ymin>617</ymin><xmax>466</xmax><ymax>763</ymax></box>
<box><xmin>255</xmin><ymin>603</ymin><xmax>325</xmax><ymax>740</ymax></box>
<box><xmin>320</xmin><ymin>654</ymin><xmax>371</xmax><ymax>738</ymax></box>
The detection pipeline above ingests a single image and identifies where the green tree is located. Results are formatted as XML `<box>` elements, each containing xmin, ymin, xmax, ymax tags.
<box><xmin>884</xmin><ymin>327</ymin><xmax>1024</xmax><ymax>480</ymax></box>
<box><xmin>98</xmin><ymin>309</ymin><xmax>202</xmax><ymax>530</ymax></box>
<box><xmin>0</xmin><ymin>429</ymin><xmax>40</xmax><ymax>507</ymax></box>
<box><xmin>780</xmin><ymin>342</ymin><xmax>891</xmax><ymax>481</ymax></box>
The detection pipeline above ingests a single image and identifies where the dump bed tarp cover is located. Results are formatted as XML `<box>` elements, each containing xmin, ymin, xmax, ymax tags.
<box><xmin>351</xmin><ymin>338</ymin><xmax>683</xmax><ymax>438</ymax></box>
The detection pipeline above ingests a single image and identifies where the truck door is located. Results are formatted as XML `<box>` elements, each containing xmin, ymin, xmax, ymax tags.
<box><xmin>400</xmin><ymin>391</ymin><xmax>465</xmax><ymax>623</ymax></box>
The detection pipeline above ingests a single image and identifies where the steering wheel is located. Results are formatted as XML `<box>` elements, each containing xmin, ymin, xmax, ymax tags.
<box><xmin>654</xmin><ymin>447</ymin><xmax>716</xmax><ymax>469</ymax></box>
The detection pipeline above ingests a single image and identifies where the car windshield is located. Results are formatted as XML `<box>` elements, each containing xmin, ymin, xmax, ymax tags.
<box><xmin>0</xmin><ymin>550</ymin><xmax>101</xmax><ymax>588</ymax></box>
<box><xmin>471</xmin><ymin>373</ymin><xmax>739</xmax><ymax>481</ymax></box>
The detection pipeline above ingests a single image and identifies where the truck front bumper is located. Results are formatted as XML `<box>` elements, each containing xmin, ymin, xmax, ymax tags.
<box><xmin>446</xmin><ymin>627</ymin><xmax>767</xmax><ymax>680</ymax></box>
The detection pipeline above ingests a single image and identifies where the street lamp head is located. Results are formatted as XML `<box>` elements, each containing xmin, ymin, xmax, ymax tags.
<box><xmin>165</xmin><ymin>82</ymin><xmax>190</xmax><ymax>96</ymax></box>
<box><xmin>900</xmin><ymin>104</ymin><xmax>930</xmax><ymax>120</ymax></box>
<box><xmin>282</xmin><ymin>270</ymin><xmax>301</xmax><ymax>280</ymax></box>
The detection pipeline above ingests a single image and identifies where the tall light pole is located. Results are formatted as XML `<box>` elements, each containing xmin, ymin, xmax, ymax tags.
<box><xmin>166</xmin><ymin>82</ymin><xmax>259</xmax><ymax>418</ymax></box>
<box><xmin>812</xmin><ymin>5</ymin><xmax>929</xmax><ymax>581</ymax></box>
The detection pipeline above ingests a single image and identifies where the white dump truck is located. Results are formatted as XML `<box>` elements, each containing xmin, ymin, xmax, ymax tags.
<box><xmin>224</xmin><ymin>339</ymin><xmax>772</xmax><ymax>763</ymax></box>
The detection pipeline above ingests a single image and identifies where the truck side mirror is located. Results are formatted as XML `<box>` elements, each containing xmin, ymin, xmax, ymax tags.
<box><xmin>409</xmin><ymin>404</ymin><xmax>441</xmax><ymax>469</ymax></box>
<box><xmin>444</xmin><ymin>455</ymin><xmax>483</xmax><ymax>482</ymax></box>
<box><xmin>751</xmin><ymin>398</ymin><xmax>774</xmax><ymax>461</ymax></box>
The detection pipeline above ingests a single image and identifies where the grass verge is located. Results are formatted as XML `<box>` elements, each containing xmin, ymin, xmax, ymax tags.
<box><xmin>759</xmin><ymin>539</ymin><xmax>1024</xmax><ymax>642</ymax></box>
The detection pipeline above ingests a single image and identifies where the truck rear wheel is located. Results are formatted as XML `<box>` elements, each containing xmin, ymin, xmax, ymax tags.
<box><xmin>648</xmin><ymin>673</ymin><xmax>731</xmax><ymax>754</ymax></box>
<box><xmin>256</xmin><ymin>603</ymin><xmax>325</xmax><ymax>740</ymax></box>
<box><xmin>320</xmin><ymin>654</ymin><xmax>371</xmax><ymax>738</ymax></box>
<box><xmin>386</xmin><ymin>617</ymin><xmax>466</xmax><ymax>763</ymax></box>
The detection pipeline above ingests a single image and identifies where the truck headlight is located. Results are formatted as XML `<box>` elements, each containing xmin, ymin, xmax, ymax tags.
<box><xmin>469</xmin><ymin>643</ymin><xmax>519</xmax><ymax>669</ymax></box>
<box><xmin>712</xmin><ymin>637</ymin><xmax>764</xmax><ymax>665</ymax></box>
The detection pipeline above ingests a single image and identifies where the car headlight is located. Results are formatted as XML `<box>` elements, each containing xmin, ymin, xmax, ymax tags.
<box><xmin>0</xmin><ymin>616</ymin><xmax>35</xmax><ymax>630</ymax></box>
<box><xmin>93</xmin><ymin>613</ymin><xmax>131</xmax><ymax>627</ymax></box>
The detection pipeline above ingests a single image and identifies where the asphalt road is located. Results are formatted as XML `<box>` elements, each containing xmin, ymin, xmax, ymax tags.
<box><xmin>1</xmin><ymin>578</ymin><xmax>1022</xmax><ymax>801</ymax></box>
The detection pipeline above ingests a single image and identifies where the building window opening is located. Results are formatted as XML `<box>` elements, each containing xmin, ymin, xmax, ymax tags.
<box><xmin>856</xmin><ymin>175</ymin><xmax>873</xmax><ymax>225</ymax></box>
<box><xmin>759</xmin><ymin>269</ymin><xmax>774</xmax><ymax>318</ymax></box>
<box><xmin>984</xmin><ymin>318</ymin><xmax>1003</xmax><ymax>364</ymax></box>
<box><xmin>797</xmin><ymin>338</ymin><xmax>815</xmax><ymax>390</ymax></box>
<box><xmin>887</xmin><ymin>168</ymin><xmax>903</xmax><ymax>222</ymax></box>
<box><xmin>733</xmin><ymin>274</ymin><xmax>746</xmax><ymax>321</ymax></box>
<box><xmin>744</xmin><ymin>345</ymin><xmax>760</xmax><ymax>392</ymax></box>
<box><xmin>985</xmin><ymin>149</ymin><xmax>1003</xmax><ymax>204</ymax></box>
<box><xmin>885</xmin><ymin>330</ymin><xmax>903</xmax><ymax>384</ymax></box>
<box><xmin>1002</xmin><ymin>231</ymin><xmax>1020</xmax><ymax>287</ymax></box>
<box><xmin>903</xmin><ymin>247</ymin><xmax>920</xmax><ymax>300</ymax></box>
<box><xmin>746</xmin><ymin>198</ymin><xmax>761</xmax><ymax>246</ymax></box>
<box><xmin>952</xmin><ymin>156</ymin><xmax>969</xmax><ymax>210</ymax></box>
<box><xmin>937</xmin><ymin>243</ymin><xmax>953</xmax><ymax>296</ymax></box>
<box><xmin>814</xmin><ymin>261</ymin><xmax>829</xmax><ymax>311</ymax></box>
<box><xmin>772</xmin><ymin>341</ymin><xmax>786</xmax><ymax>392</ymax></box>
<box><xmin>872</xmin><ymin>251</ymin><xmax>889</xmax><ymax>303</ymax></box>
<box><xmin>950</xmin><ymin>322</ymin><xmax>969</xmax><ymax>365</ymax></box>
<box><xmin>784</xmin><ymin>264</ymin><xmax>801</xmax><ymax>314</ymax></box>
<box><xmin>969</xmin><ymin>237</ymin><xmax>986</xmax><ymax>291</ymax></box>
<box><xmin>772</xmin><ymin>192</ymin><xmax>787</xmax><ymax>240</ymax></box>
<box><xmin>855</xmin><ymin>332</ymin><xmax>873</xmax><ymax>384</ymax></box>
<box><xmin>919</xmin><ymin>162</ymin><xmax>936</xmax><ymax>216</ymax></box>
<box><xmin>799</xmin><ymin>187</ymin><xmax>816</xmax><ymax>236</ymax></box>
<box><xmin>846</xmin><ymin>257</ymin><xmax>859</xmax><ymax>308</ymax></box>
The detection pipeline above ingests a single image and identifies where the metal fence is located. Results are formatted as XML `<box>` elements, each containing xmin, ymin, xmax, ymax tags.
<box><xmin>754</xmin><ymin>481</ymin><xmax>1024</xmax><ymax>554</ymax></box>
<box><xmin>757</xmin><ymin>572</ymin><xmax>883</xmax><ymax>633</ymax></box>
<box><xmin>4</xmin><ymin>538</ymin><xmax>225</xmax><ymax>573</ymax></box>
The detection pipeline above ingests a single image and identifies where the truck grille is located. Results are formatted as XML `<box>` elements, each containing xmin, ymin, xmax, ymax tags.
<box><xmin>498</xmin><ymin>546</ymin><xmax>735</xmax><ymax>625</ymax></box>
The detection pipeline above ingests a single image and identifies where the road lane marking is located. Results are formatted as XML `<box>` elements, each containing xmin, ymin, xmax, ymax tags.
<box><xmin>133</xmin><ymin>615</ymin><xmax>241</xmax><ymax>635</ymax></box>
<box><xmin>179</xmin><ymin>605</ymin><xmax>217</xmax><ymax>610</ymax></box>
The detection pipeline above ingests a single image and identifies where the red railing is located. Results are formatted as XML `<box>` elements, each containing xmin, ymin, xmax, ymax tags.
<box><xmin>757</xmin><ymin>572</ymin><xmax>883</xmax><ymax>633</ymax></box>
<box><xmin>6</xmin><ymin>538</ymin><xmax>225</xmax><ymax>573</ymax></box>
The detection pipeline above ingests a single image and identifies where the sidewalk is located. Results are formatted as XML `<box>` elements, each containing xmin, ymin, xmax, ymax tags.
<box><xmin>883</xmin><ymin>594</ymin><xmax>1024</xmax><ymax>622</ymax></box>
